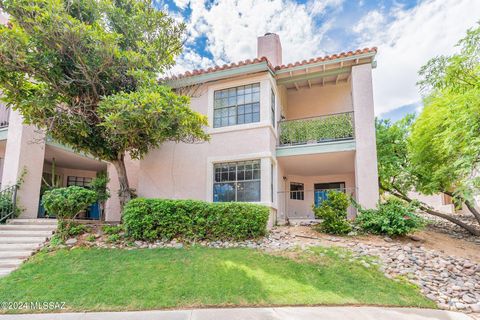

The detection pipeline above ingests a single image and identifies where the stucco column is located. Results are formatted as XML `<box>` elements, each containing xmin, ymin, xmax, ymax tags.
<box><xmin>105</xmin><ymin>155</ymin><xmax>139</xmax><ymax>222</ymax></box>
<box><xmin>1</xmin><ymin>110</ymin><xmax>46</xmax><ymax>218</ymax></box>
<box><xmin>351</xmin><ymin>64</ymin><xmax>379</xmax><ymax>209</ymax></box>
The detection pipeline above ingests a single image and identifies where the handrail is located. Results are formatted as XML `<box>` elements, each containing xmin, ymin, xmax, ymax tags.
<box><xmin>0</xmin><ymin>185</ymin><xmax>18</xmax><ymax>224</ymax></box>
<box><xmin>278</xmin><ymin>111</ymin><xmax>354</xmax><ymax>146</ymax></box>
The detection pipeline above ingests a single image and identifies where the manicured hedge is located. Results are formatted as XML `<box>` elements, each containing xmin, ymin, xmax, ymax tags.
<box><xmin>123</xmin><ymin>198</ymin><xmax>270</xmax><ymax>241</ymax></box>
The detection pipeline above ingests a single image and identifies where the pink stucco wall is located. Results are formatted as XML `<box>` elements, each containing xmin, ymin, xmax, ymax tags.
<box><xmin>351</xmin><ymin>64</ymin><xmax>379</xmax><ymax>209</ymax></box>
<box><xmin>1</xmin><ymin>110</ymin><xmax>45</xmax><ymax>218</ymax></box>
<box><xmin>284</xmin><ymin>83</ymin><xmax>353</xmax><ymax>120</ymax></box>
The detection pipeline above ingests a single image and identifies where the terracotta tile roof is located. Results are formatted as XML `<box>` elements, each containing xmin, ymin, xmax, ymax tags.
<box><xmin>167</xmin><ymin>47</ymin><xmax>377</xmax><ymax>81</ymax></box>
<box><xmin>167</xmin><ymin>57</ymin><xmax>273</xmax><ymax>80</ymax></box>
<box><xmin>275</xmin><ymin>47</ymin><xmax>377</xmax><ymax>70</ymax></box>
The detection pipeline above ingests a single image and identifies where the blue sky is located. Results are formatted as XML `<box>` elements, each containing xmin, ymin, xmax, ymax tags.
<box><xmin>155</xmin><ymin>0</ymin><xmax>479</xmax><ymax>120</ymax></box>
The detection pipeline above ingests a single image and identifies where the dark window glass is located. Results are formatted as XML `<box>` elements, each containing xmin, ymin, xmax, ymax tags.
<box><xmin>213</xmin><ymin>160</ymin><xmax>261</xmax><ymax>202</ymax></box>
<box><xmin>213</xmin><ymin>83</ymin><xmax>261</xmax><ymax>128</ymax></box>
<box><xmin>67</xmin><ymin>176</ymin><xmax>92</xmax><ymax>187</ymax></box>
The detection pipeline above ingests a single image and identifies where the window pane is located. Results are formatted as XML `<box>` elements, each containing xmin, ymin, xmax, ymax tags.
<box><xmin>213</xmin><ymin>183</ymin><xmax>236</xmax><ymax>202</ymax></box>
<box><xmin>237</xmin><ymin>181</ymin><xmax>260</xmax><ymax>202</ymax></box>
<box><xmin>252</xmin><ymin>92</ymin><xmax>260</xmax><ymax>102</ymax></box>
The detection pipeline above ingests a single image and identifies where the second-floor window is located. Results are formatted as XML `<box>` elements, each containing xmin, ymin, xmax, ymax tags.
<box><xmin>213</xmin><ymin>83</ymin><xmax>260</xmax><ymax>128</ymax></box>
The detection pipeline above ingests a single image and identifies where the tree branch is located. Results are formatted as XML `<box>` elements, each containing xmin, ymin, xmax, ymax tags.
<box><xmin>387</xmin><ymin>186</ymin><xmax>480</xmax><ymax>236</ymax></box>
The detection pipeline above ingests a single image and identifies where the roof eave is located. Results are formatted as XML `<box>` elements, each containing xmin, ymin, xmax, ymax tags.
<box><xmin>275</xmin><ymin>51</ymin><xmax>377</xmax><ymax>75</ymax></box>
<box><xmin>166</xmin><ymin>61</ymin><xmax>274</xmax><ymax>88</ymax></box>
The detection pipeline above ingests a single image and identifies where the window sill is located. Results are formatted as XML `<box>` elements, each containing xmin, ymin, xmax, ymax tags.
<box><xmin>207</xmin><ymin>122</ymin><xmax>272</xmax><ymax>135</ymax></box>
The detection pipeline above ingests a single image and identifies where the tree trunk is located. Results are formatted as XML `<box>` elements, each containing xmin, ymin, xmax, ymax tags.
<box><xmin>388</xmin><ymin>188</ymin><xmax>480</xmax><ymax>236</ymax></box>
<box><xmin>464</xmin><ymin>199</ymin><xmax>480</xmax><ymax>224</ymax></box>
<box><xmin>111</xmin><ymin>154</ymin><xmax>131</xmax><ymax>210</ymax></box>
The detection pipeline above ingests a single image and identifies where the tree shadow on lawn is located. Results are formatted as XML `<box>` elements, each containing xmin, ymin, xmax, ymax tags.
<box><xmin>0</xmin><ymin>247</ymin><xmax>433</xmax><ymax>312</ymax></box>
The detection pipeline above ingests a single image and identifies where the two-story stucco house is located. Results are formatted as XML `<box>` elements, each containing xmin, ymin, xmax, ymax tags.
<box><xmin>0</xmin><ymin>33</ymin><xmax>379</xmax><ymax>226</ymax></box>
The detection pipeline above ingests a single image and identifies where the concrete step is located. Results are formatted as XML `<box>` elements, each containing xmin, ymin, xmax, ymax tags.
<box><xmin>0</xmin><ymin>251</ymin><xmax>33</xmax><ymax>260</ymax></box>
<box><xmin>7</xmin><ymin>219</ymin><xmax>57</xmax><ymax>225</ymax></box>
<box><xmin>0</xmin><ymin>259</ymin><xmax>23</xmax><ymax>268</ymax></box>
<box><xmin>0</xmin><ymin>230</ymin><xmax>53</xmax><ymax>237</ymax></box>
<box><xmin>0</xmin><ymin>237</ymin><xmax>47</xmax><ymax>244</ymax></box>
<box><xmin>0</xmin><ymin>243</ymin><xmax>41</xmax><ymax>251</ymax></box>
<box><xmin>0</xmin><ymin>268</ymin><xmax>14</xmax><ymax>277</ymax></box>
<box><xmin>0</xmin><ymin>224</ymin><xmax>57</xmax><ymax>231</ymax></box>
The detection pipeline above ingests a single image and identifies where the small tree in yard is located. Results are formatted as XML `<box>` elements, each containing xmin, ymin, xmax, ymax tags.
<box><xmin>377</xmin><ymin>116</ymin><xmax>480</xmax><ymax>236</ymax></box>
<box><xmin>0</xmin><ymin>0</ymin><xmax>209</xmax><ymax>208</ymax></box>
<box><xmin>376</xmin><ymin>23</ymin><xmax>480</xmax><ymax>236</ymax></box>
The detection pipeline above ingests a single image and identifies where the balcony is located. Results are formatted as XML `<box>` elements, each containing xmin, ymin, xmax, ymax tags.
<box><xmin>278</xmin><ymin>111</ymin><xmax>354</xmax><ymax>146</ymax></box>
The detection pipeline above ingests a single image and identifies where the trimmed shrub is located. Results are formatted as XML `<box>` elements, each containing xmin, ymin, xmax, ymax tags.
<box><xmin>102</xmin><ymin>224</ymin><xmax>124</xmax><ymax>235</ymax></box>
<box><xmin>313</xmin><ymin>191</ymin><xmax>352</xmax><ymax>235</ymax></box>
<box><xmin>356</xmin><ymin>198</ymin><xmax>425</xmax><ymax>236</ymax></box>
<box><xmin>123</xmin><ymin>198</ymin><xmax>270</xmax><ymax>241</ymax></box>
<box><xmin>56</xmin><ymin>221</ymin><xmax>90</xmax><ymax>241</ymax></box>
<box><xmin>42</xmin><ymin>186</ymin><xmax>97</xmax><ymax>220</ymax></box>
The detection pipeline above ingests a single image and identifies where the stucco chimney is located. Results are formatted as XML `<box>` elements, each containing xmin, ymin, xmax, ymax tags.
<box><xmin>257</xmin><ymin>33</ymin><xmax>282</xmax><ymax>67</ymax></box>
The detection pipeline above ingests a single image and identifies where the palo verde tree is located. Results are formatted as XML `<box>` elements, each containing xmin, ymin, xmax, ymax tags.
<box><xmin>376</xmin><ymin>117</ymin><xmax>480</xmax><ymax>235</ymax></box>
<box><xmin>377</xmin><ymin>23</ymin><xmax>480</xmax><ymax>235</ymax></box>
<box><xmin>411</xmin><ymin>23</ymin><xmax>480</xmax><ymax>221</ymax></box>
<box><xmin>0</xmin><ymin>0</ymin><xmax>209</xmax><ymax>207</ymax></box>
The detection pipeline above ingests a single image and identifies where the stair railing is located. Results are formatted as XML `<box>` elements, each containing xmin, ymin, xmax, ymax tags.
<box><xmin>0</xmin><ymin>185</ymin><xmax>18</xmax><ymax>224</ymax></box>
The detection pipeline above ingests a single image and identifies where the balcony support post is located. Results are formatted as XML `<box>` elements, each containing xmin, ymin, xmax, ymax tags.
<box><xmin>351</xmin><ymin>64</ymin><xmax>379</xmax><ymax>210</ymax></box>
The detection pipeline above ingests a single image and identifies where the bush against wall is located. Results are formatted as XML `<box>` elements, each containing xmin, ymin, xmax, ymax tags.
<box><xmin>42</xmin><ymin>186</ymin><xmax>97</xmax><ymax>220</ymax></box>
<box><xmin>356</xmin><ymin>198</ymin><xmax>425</xmax><ymax>236</ymax></box>
<box><xmin>313</xmin><ymin>191</ymin><xmax>352</xmax><ymax>235</ymax></box>
<box><xmin>123</xmin><ymin>199</ymin><xmax>269</xmax><ymax>241</ymax></box>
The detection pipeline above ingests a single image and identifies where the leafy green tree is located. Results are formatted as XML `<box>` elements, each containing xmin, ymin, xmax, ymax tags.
<box><xmin>0</xmin><ymin>0</ymin><xmax>209</xmax><ymax>208</ymax></box>
<box><xmin>411</xmin><ymin>23</ymin><xmax>480</xmax><ymax>222</ymax></box>
<box><xmin>376</xmin><ymin>117</ymin><xmax>480</xmax><ymax>235</ymax></box>
<box><xmin>376</xmin><ymin>23</ymin><xmax>480</xmax><ymax>235</ymax></box>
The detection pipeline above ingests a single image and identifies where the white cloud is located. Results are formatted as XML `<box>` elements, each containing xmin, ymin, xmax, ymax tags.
<box><xmin>170</xmin><ymin>0</ymin><xmax>344</xmax><ymax>71</ymax></box>
<box><xmin>353</xmin><ymin>10</ymin><xmax>386</xmax><ymax>35</ymax></box>
<box><xmin>166</xmin><ymin>0</ymin><xmax>479</xmax><ymax>116</ymax></box>
<box><xmin>355</xmin><ymin>0</ymin><xmax>480</xmax><ymax>114</ymax></box>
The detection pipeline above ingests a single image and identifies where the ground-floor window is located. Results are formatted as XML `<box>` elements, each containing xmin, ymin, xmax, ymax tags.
<box><xmin>213</xmin><ymin>160</ymin><xmax>261</xmax><ymax>202</ymax></box>
<box><xmin>290</xmin><ymin>182</ymin><xmax>304</xmax><ymax>200</ymax></box>
<box><xmin>67</xmin><ymin>176</ymin><xmax>92</xmax><ymax>187</ymax></box>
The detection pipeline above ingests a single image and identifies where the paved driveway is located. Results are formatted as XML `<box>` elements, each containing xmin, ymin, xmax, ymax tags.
<box><xmin>0</xmin><ymin>306</ymin><xmax>474</xmax><ymax>320</ymax></box>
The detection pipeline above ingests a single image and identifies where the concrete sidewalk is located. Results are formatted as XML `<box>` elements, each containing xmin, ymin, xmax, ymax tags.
<box><xmin>0</xmin><ymin>306</ymin><xmax>474</xmax><ymax>320</ymax></box>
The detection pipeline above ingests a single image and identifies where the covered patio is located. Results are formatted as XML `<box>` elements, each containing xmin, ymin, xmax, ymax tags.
<box><xmin>277</xmin><ymin>150</ymin><xmax>357</xmax><ymax>222</ymax></box>
<box><xmin>39</xmin><ymin>144</ymin><xmax>107</xmax><ymax>220</ymax></box>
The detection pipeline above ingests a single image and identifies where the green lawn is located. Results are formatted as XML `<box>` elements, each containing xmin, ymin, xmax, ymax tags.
<box><xmin>0</xmin><ymin>247</ymin><xmax>434</xmax><ymax>312</ymax></box>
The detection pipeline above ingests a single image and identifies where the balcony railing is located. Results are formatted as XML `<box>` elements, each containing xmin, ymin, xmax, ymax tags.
<box><xmin>278</xmin><ymin>111</ymin><xmax>354</xmax><ymax>146</ymax></box>
<box><xmin>0</xmin><ymin>106</ymin><xmax>10</xmax><ymax>129</ymax></box>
